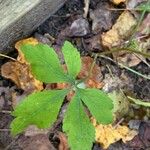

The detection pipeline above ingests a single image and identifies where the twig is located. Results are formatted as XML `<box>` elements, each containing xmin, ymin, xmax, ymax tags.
<box><xmin>88</xmin><ymin>54</ymin><xmax>98</xmax><ymax>79</ymax></box>
<box><xmin>134</xmin><ymin>53</ymin><xmax>150</xmax><ymax>68</ymax></box>
<box><xmin>108</xmin><ymin>8</ymin><xmax>144</xmax><ymax>11</ymax></box>
<box><xmin>97</xmin><ymin>48</ymin><xmax>150</xmax><ymax>58</ymax></box>
<box><xmin>4</xmin><ymin>135</ymin><xmax>20</xmax><ymax>150</ymax></box>
<box><xmin>97</xmin><ymin>55</ymin><xmax>150</xmax><ymax>80</ymax></box>
<box><xmin>119</xmin><ymin>63</ymin><xmax>150</xmax><ymax>80</ymax></box>
<box><xmin>0</xmin><ymin>110</ymin><xmax>11</xmax><ymax>114</ymax></box>
<box><xmin>83</xmin><ymin>0</ymin><xmax>90</xmax><ymax>18</ymax></box>
<box><xmin>0</xmin><ymin>53</ymin><xmax>17</xmax><ymax>61</ymax></box>
<box><xmin>128</xmin><ymin>96</ymin><xmax>150</xmax><ymax>107</ymax></box>
<box><xmin>113</xmin><ymin>118</ymin><xmax>124</xmax><ymax>129</ymax></box>
<box><xmin>0</xmin><ymin>129</ymin><xmax>10</xmax><ymax>132</ymax></box>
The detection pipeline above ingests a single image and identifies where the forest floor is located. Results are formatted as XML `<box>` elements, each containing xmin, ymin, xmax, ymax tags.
<box><xmin>0</xmin><ymin>0</ymin><xmax>150</xmax><ymax>149</ymax></box>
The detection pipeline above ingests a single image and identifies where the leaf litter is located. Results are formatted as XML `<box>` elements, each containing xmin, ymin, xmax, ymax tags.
<box><xmin>0</xmin><ymin>0</ymin><xmax>150</xmax><ymax>149</ymax></box>
<box><xmin>1</xmin><ymin>38</ymin><xmax>43</xmax><ymax>94</ymax></box>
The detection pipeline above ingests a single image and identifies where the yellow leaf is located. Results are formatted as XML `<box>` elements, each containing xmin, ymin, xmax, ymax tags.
<box><xmin>92</xmin><ymin>119</ymin><xmax>138</xmax><ymax>149</ymax></box>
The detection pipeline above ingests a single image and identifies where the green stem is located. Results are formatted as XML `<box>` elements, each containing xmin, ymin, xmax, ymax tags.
<box><xmin>127</xmin><ymin>0</ymin><xmax>150</xmax><ymax>46</ymax></box>
<box><xmin>96</xmin><ymin>48</ymin><xmax>150</xmax><ymax>58</ymax></box>
<box><xmin>119</xmin><ymin>63</ymin><xmax>150</xmax><ymax>80</ymax></box>
<box><xmin>98</xmin><ymin>54</ymin><xmax>150</xmax><ymax>80</ymax></box>
<box><xmin>128</xmin><ymin>96</ymin><xmax>150</xmax><ymax>107</ymax></box>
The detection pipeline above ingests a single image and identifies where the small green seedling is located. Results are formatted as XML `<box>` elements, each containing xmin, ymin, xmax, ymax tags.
<box><xmin>11</xmin><ymin>41</ymin><xmax>113</xmax><ymax>150</ymax></box>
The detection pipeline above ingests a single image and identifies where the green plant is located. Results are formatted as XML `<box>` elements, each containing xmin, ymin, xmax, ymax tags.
<box><xmin>11</xmin><ymin>41</ymin><xmax>113</xmax><ymax>150</ymax></box>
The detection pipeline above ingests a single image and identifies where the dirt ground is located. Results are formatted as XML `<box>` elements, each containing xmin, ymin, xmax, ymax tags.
<box><xmin>0</xmin><ymin>0</ymin><xmax>150</xmax><ymax>149</ymax></box>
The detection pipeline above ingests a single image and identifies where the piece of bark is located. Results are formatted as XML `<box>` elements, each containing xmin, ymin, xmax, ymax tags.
<box><xmin>0</xmin><ymin>0</ymin><xmax>65</xmax><ymax>53</ymax></box>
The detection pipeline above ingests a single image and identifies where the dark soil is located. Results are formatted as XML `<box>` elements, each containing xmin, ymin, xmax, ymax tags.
<box><xmin>0</xmin><ymin>0</ymin><xmax>150</xmax><ymax>149</ymax></box>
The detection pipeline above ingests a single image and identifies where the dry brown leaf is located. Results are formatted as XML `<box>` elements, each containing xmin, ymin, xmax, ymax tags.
<box><xmin>78</xmin><ymin>56</ymin><xmax>103</xmax><ymax>89</ymax></box>
<box><xmin>57</xmin><ymin>132</ymin><xmax>69</xmax><ymax>150</ymax></box>
<box><xmin>18</xmin><ymin>134</ymin><xmax>56</xmax><ymax>150</ymax></box>
<box><xmin>102</xmin><ymin>11</ymin><xmax>137</xmax><ymax>48</ymax></box>
<box><xmin>92</xmin><ymin>119</ymin><xmax>138</xmax><ymax>149</ymax></box>
<box><xmin>112</xmin><ymin>0</ymin><xmax>126</xmax><ymax>5</ymax></box>
<box><xmin>1</xmin><ymin>38</ymin><xmax>43</xmax><ymax>93</ymax></box>
<box><xmin>90</xmin><ymin>3</ymin><xmax>113</xmax><ymax>34</ymax></box>
<box><xmin>25</xmin><ymin>125</ymin><xmax>49</xmax><ymax>137</ymax></box>
<box><xmin>113</xmin><ymin>51</ymin><xmax>143</xmax><ymax>67</ymax></box>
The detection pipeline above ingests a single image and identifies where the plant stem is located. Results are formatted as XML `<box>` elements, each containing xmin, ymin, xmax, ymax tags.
<box><xmin>128</xmin><ymin>96</ymin><xmax>150</xmax><ymax>107</ymax></box>
<box><xmin>127</xmin><ymin>0</ymin><xmax>150</xmax><ymax>46</ymax></box>
<box><xmin>98</xmin><ymin>54</ymin><xmax>150</xmax><ymax>80</ymax></box>
<box><xmin>119</xmin><ymin>63</ymin><xmax>150</xmax><ymax>80</ymax></box>
<box><xmin>0</xmin><ymin>53</ymin><xmax>17</xmax><ymax>61</ymax></box>
<box><xmin>96</xmin><ymin>48</ymin><xmax>150</xmax><ymax>58</ymax></box>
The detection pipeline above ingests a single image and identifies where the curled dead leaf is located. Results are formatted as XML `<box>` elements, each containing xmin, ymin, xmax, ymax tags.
<box><xmin>1</xmin><ymin>38</ymin><xmax>43</xmax><ymax>93</ymax></box>
<box><xmin>1</xmin><ymin>61</ymin><xmax>43</xmax><ymax>93</ymax></box>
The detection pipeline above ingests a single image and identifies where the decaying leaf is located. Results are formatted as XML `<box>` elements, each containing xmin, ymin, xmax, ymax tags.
<box><xmin>138</xmin><ymin>13</ymin><xmax>150</xmax><ymax>35</ymax></box>
<box><xmin>108</xmin><ymin>90</ymin><xmax>130</xmax><ymax>120</ymax></box>
<box><xmin>57</xmin><ymin>132</ymin><xmax>69</xmax><ymax>150</ymax></box>
<box><xmin>112</xmin><ymin>0</ymin><xmax>126</xmax><ymax>5</ymax></box>
<box><xmin>18</xmin><ymin>134</ymin><xmax>56</xmax><ymax>150</ymax></box>
<box><xmin>102</xmin><ymin>11</ymin><xmax>137</xmax><ymax>48</ymax></box>
<box><xmin>127</xmin><ymin>122</ymin><xmax>150</xmax><ymax>149</ymax></box>
<box><xmin>69</xmin><ymin>18</ymin><xmax>90</xmax><ymax>37</ymax></box>
<box><xmin>1</xmin><ymin>38</ymin><xmax>43</xmax><ymax>93</ymax></box>
<box><xmin>113</xmin><ymin>51</ymin><xmax>143</xmax><ymax>67</ymax></box>
<box><xmin>92</xmin><ymin>119</ymin><xmax>138</xmax><ymax>149</ymax></box>
<box><xmin>90</xmin><ymin>3</ymin><xmax>113</xmax><ymax>33</ymax></box>
<box><xmin>25</xmin><ymin>125</ymin><xmax>49</xmax><ymax>137</ymax></box>
<box><xmin>78</xmin><ymin>56</ymin><xmax>103</xmax><ymax>88</ymax></box>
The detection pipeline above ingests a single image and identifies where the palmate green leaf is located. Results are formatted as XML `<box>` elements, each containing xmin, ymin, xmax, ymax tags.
<box><xmin>21</xmin><ymin>44</ymin><xmax>70</xmax><ymax>83</ymax></box>
<box><xmin>63</xmin><ymin>94</ymin><xmax>95</xmax><ymax>150</ymax></box>
<box><xmin>78</xmin><ymin>88</ymin><xmax>113</xmax><ymax>124</ymax></box>
<box><xmin>11</xmin><ymin>89</ymin><xmax>68</xmax><ymax>135</ymax></box>
<box><xmin>62</xmin><ymin>41</ymin><xmax>81</xmax><ymax>79</ymax></box>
